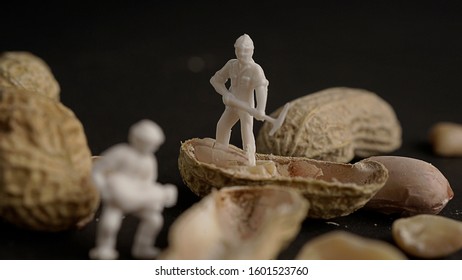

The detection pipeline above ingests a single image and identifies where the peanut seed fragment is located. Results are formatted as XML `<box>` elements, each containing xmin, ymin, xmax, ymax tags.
<box><xmin>392</xmin><ymin>214</ymin><xmax>462</xmax><ymax>258</ymax></box>
<box><xmin>429</xmin><ymin>122</ymin><xmax>462</xmax><ymax>157</ymax></box>
<box><xmin>296</xmin><ymin>230</ymin><xmax>406</xmax><ymax>260</ymax></box>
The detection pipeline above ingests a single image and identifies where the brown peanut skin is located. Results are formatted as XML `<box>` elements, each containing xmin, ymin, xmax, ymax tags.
<box><xmin>364</xmin><ymin>156</ymin><xmax>453</xmax><ymax>216</ymax></box>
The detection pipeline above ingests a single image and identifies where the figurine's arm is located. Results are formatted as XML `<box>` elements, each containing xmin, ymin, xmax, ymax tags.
<box><xmin>92</xmin><ymin>159</ymin><xmax>109</xmax><ymax>199</ymax></box>
<box><xmin>210</xmin><ymin>60</ymin><xmax>233</xmax><ymax>97</ymax></box>
<box><xmin>91</xmin><ymin>144</ymin><xmax>126</xmax><ymax>199</ymax></box>
<box><xmin>210</xmin><ymin>75</ymin><xmax>230</xmax><ymax>97</ymax></box>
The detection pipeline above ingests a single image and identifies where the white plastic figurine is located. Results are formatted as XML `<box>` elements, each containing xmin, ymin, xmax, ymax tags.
<box><xmin>210</xmin><ymin>34</ymin><xmax>289</xmax><ymax>166</ymax></box>
<box><xmin>89</xmin><ymin>119</ymin><xmax>177</xmax><ymax>260</ymax></box>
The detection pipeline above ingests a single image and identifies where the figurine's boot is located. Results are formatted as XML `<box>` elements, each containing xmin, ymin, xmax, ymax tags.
<box><xmin>89</xmin><ymin>206</ymin><xmax>122</xmax><ymax>260</ymax></box>
<box><xmin>89</xmin><ymin>246</ymin><xmax>119</xmax><ymax>260</ymax></box>
<box><xmin>244</xmin><ymin>144</ymin><xmax>256</xmax><ymax>166</ymax></box>
<box><xmin>132</xmin><ymin>212</ymin><xmax>163</xmax><ymax>259</ymax></box>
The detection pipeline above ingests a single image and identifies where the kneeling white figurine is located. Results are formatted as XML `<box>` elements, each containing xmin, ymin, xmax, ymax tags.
<box><xmin>89</xmin><ymin>119</ymin><xmax>177</xmax><ymax>260</ymax></box>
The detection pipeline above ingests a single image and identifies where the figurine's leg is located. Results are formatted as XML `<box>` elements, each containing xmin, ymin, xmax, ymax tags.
<box><xmin>89</xmin><ymin>205</ymin><xmax>123</xmax><ymax>260</ymax></box>
<box><xmin>131</xmin><ymin>210</ymin><xmax>163</xmax><ymax>259</ymax></box>
<box><xmin>240</xmin><ymin>113</ymin><xmax>256</xmax><ymax>165</ymax></box>
<box><xmin>215</xmin><ymin>107</ymin><xmax>239</xmax><ymax>147</ymax></box>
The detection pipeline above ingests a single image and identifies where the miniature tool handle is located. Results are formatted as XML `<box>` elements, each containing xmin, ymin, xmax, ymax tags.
<box><xmin>224</xmin><ymin>93</ymin><xmax>290</xmax><ymax>135</ymax></box>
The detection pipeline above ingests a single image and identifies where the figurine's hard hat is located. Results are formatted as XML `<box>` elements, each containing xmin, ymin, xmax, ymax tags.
<box><xmin>234</xmin><ymin>34</ymin><xmax>254</xmax><ymax>49</ymax></box>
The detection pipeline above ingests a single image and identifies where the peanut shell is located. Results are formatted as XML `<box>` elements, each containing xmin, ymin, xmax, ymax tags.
<box><xmin>178</xmin><ymin>138</ymin><xmax>389</xmax><ymax>219</ymax></box>
<box><xmin>257</xmin><ymin>87</ymin><xmax>402</xmax><ymax>163</ymax></box>
<box><xmin>0</xmin><ymin>87</ymin><xmax>99</xmax><ymax>231</ymax></box>
<box><xmin>160</xmin><ymin>185</ymin><xmax>309</xmax><ymax>259</ymax></box>
<box><xmin>0</xmin><ymin>51</ymin><xmax>60</xmax><ymax>100</ymax></box>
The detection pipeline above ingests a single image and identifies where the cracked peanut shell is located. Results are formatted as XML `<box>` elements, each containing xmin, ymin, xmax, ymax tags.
<box><xmin>257</xmin><ymin>87</ymin><xmax>402</xmax><ymax>163</ymax></box>
<box><xmin>0</xmin><ymin>87</ymin><xmax>99</xmax><ymax>231</ymax></box>
<box><xmin>160</xmin><ymin>185</ymin><xmax>309</xmax><ymax>260</ymax></box>
<box><xmin>178</xmin><ymin>138</ymin><xmax>389</xmax><ymax>219</ymax></box>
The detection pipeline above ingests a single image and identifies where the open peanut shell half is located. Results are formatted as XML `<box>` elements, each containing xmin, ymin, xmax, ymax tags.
<box><xmin>178</xmin><ymin>138</ymin><xmax>389</xmax><ymax>219</ymax></box>
<box><xmin>160</xmin><ymin>185</ymin><xmax>309</xmax><ymax>260</ymax></box>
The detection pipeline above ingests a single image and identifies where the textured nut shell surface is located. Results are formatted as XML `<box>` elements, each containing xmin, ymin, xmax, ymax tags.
<box><xmin>178</xmin><ymin>138</ymin><xmax>389</xmax><ymax>219</ymax></box>
<box><xmin>0</xmin><ymin>88</ymin><xmax>99</xmax><ymax>231</ymax></box>
<box><xmin>364</xmin><ymin>156</ymin><xmax>453</xmax><ymax>216</ymax></box>
<box><xmin>0</xmin><ymin>51</ymin><xmax>60</xmax><ymax>101</ymax></box>
<box><xmin>160</xmin><ymin>185</ymin><xmax>309</xmax><ymax>260</ymax></box>
<box><xmin>392</xmin><ymin>214</ymin><xmax>462</xmax><ymax>258</ymax></box>
<box><xmin>257</xmin><ymin>87</ymin><xmax>402</xmax><ymax>163</ymax></box>
<box><xmin>296</xmin><ymin>230</ymin><xmax>406</xmax><ymax>260</ymax></box>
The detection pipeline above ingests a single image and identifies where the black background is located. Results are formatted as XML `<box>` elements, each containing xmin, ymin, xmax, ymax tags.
<box><xmin>1</xmin><ymin>1</ymin><xmax>462</xmax><ymax>259</ymax></box>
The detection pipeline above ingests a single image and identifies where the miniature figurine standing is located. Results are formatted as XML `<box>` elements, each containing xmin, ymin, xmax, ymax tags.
<box><xmin>210</xmin><ymin>34</ymin><xmax>269</xmax><ymax>166</ymax></box>
<box><xmin>89</xmin><ymin>119</ymin><xmax>177</xmax><ymax>260</ymax></box>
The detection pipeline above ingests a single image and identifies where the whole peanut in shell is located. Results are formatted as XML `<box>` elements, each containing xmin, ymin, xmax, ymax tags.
<box><xmin>0</xmin><ymin>87</ymin><xmax>99</xmax><ymax>231</ymax></box>
<box><xmin>364</xmin><ymin>156</ymin><xmax>453</xmax><ymax>216</ymax></box>
<box><xmin>0</xmin><ymin>51</ymin><xmax>60</xmax><ymax>101</ymax></box>
<box><xmin>257</xmin><ymin>87</ymin><xmax>402</xmax><ymax>163</ymax></box>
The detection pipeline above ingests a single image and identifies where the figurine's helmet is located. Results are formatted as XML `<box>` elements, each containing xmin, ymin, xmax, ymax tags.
<box><xmin>234</xmin><ymin>34</ymin><xmax>254</xmax><ymax>49</ymax></box>
<box><xmin>129</xmin><ymin>119</ymin><xmax>165</xmax><ymax>152</ymax></box>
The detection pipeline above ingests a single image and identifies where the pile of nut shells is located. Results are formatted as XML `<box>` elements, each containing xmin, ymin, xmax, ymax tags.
<box><xmin>175</xmin><ymin>87</ymin><xmax>458</xmax><ymax>260</ymax></box>
<box><xmin>0</xmin><ymin>52</ymin><xmax>99</xmax><ymax>232</ymax></box>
